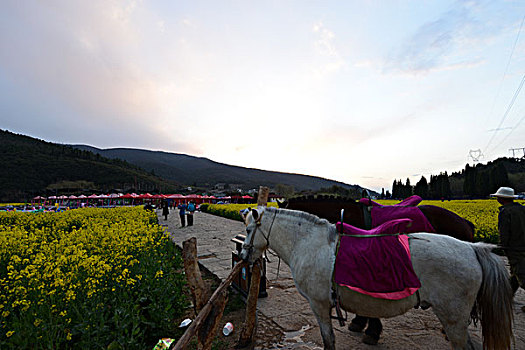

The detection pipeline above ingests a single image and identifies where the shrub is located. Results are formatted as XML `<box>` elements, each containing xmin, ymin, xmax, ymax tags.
<box><xmin>202</xmin><ymin>203</ymin><xmax>277</xmax><ymax>222</ymax></box>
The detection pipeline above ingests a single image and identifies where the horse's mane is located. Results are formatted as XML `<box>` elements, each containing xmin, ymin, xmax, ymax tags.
<box><xmin>266</xmin><ymin>206</ymin><xmax>331</xmax><ymax>226</ymax></box>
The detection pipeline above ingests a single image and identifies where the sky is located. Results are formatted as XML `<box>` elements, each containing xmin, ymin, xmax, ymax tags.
<box><xmin>1</xmin><ymin>0</ymin><xmax>525</xmax><ymax>192</ymax></box>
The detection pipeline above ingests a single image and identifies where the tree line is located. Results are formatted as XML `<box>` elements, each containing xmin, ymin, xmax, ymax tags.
<box><xmin>384</xmin><ymin>158</ymin><xmax>521</xmax><ymax>200</ymax></box>
<box><xmin>389</xmin><ymin>172</ymin><xmax>452</xmax><ymax>199</ymax></box>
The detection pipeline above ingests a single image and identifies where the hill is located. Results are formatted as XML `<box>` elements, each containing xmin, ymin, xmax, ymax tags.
<box><xmin>73</xmin><ymin>145</ymin><xmax>365</xmax><ymax>194</ymax></box>
<box><xmin>0</xmin><ymin>130</ymin><xmax>179</xmax><ymax>201</ymax></box>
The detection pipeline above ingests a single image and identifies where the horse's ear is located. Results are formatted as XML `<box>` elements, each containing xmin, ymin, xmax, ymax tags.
<box><xmin>251</xmin><ymin>208</ymin><xmax>259</xmax><ymax>222</ymax></box>
<box><xmin>252</xmin><ymin>208</ymin><xmax>264</xmax><ymax>223</ymax></box>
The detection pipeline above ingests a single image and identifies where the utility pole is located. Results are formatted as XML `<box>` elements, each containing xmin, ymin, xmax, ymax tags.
<box><xmin>509</xmin><ymin>147</ymin><xmax>525</xmax><ymax>159</ymax></box>
<box><xmin>468</xmin><ymin>149</ymin><xmax>484</xmax><ymax>164</ymax></box>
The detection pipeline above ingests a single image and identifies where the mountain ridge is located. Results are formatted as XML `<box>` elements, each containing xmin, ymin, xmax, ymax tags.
<box><xmin>72</xmin><ymin>145</ymin><xmax>365</xmax><ymax>193</ymax></box>
<box><xmin>0</xmin><ymin>130</ymin><xmax>179</xmax><ymax>201</ymax></box>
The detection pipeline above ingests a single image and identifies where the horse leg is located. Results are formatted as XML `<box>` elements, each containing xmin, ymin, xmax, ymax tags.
<box><xmin>432</xmin><ymin>305</ymin><xmax>474</xmax><ymax>350</ymax></box>
<box><xmin>363</xmin><ymin>317</ymin><xmax>383</xmax><ymax>345</ymax></box>
<box><xmin>348</xmin><ymin>314</ymin><xmax>368</xmax><ymax>332</ymax></box>
<box><xmin>511</xmin><ymin>275</ymin><xmax>520</xmax><ymax>296</ymax></box>
<box><xmin>309</xmin><ymin>300</ymin><xmax>335</xmax><ymax>350</ymax></box>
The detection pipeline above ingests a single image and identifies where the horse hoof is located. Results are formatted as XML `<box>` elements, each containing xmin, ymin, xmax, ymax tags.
<box><xmin>362</xmin><ymin>334</ymin><xmax>379</xmax><ymax>345</ymax></box>
<box><xmin>348</xmin><ymin>322</ymin><xmax>365</xmax><ymax>332</ymax></box>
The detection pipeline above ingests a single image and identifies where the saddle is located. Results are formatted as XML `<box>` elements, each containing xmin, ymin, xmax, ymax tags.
<box><xmin>359</xmin><ymin>195</ymin><xmax>423</xmax><ymax>208</ymax></box>
<box><xmin>359</xmin><ymin>195</ymin><xmax>435</xmax><ymax>233</ymax></box>
<box><xmin>334</xmin><ymin>218</ymin><xmax>421</xmax><ymax>300</ymax></box>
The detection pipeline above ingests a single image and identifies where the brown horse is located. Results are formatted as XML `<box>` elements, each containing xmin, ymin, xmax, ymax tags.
<box><xmin>279</xmin><ymin>195</ymin><xmax>474</xmax><ymax>242</ymax></box>
<box><xmin>278</xmin><ymin>195</ymin><xmax>476</xmax><ymax>345</ymax></box>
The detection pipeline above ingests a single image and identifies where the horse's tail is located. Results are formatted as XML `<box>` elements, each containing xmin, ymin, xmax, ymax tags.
<box><xmin>472</xmin><ymin>243</ymin><xmax>514</xmax><ymax>350</ymax></box>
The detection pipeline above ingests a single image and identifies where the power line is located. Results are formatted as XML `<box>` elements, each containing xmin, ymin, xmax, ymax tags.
<box><xmin>491</xmin><ymin>111</ymin><xmax>525</xmax><ymax>151</ymax></box>
<box><xmin>484</xmin><ymin>74</ymin><xmax>525</xmax><ymax>155</ymax></box>
<box><xmin>484</xmin><ymin>13</ymin><xmax>525</xmax><ymax>125</ymax></box>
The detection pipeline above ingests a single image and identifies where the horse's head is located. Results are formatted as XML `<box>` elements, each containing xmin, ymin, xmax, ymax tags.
<box><xmin>240</xmin><ymin>207</ymin><xmax>268</xmax><ymax>263</ymax></box>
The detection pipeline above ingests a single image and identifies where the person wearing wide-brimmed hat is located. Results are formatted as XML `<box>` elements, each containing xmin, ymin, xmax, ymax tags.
<box><xmin>491</xmin><ymin>187</ymin><xmax>525</xmax><ymax>310</ymax></box>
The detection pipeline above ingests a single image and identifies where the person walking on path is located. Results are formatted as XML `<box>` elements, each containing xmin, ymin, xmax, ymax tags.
<box><xmin>492</xmin><ymin>186</ymin><xmax>525</xmax><ymax>311</ymax></box>
<box><xmin>187</xmin><ymin>201</ymin><xmax>196</xmax><ymax>226</ymax></box>
<box><xmin>178</xmin><ymin>203</ymin><xmax>187</xmax><ymax>227</ymax></box>
<box><xmin>162</xmin><ymin>200</ymin><xmax>169</xmax><ymax>220</ymax></box>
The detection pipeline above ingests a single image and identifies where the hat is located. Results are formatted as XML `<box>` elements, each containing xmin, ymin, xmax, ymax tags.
<box><xmin>490</xmin><ymin>187</ymin><xmax>517</xmax><ymax>199</ymax></box>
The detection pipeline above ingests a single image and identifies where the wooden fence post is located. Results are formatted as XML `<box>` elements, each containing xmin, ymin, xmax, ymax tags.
<box><xmin>170</xmin><ymin>261</ymin><xmax>248</xmax><ymax>350</ymax></box>
<box><xmin>183</xmin><ymin>237</ymin><xmax>207</xmax><ymax>313</ymax></box>
<box><xmin>198</xmin><ymin>289</ymin><xmax>228</xmax><ymax>350</ymax></box>
<box><xmin>257</xmin><ymin>186</ymin><xmax>269</xmax><ymax>207</ymax></box>
<box><xmin>236</xmin><ymin>258</ymin><xmax>262</xmax><ymax>348</ymax></box>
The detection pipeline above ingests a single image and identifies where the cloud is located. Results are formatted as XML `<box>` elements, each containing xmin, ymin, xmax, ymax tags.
<box><xmin>312</xmin><ymin>21</ymin><xmax>345</xmax><ymax>77</ymax></box>
<box><xmin>383</xmin><ymin>1</ymin><xmax>501</xmax><ymax>74</ymax></box>
<box><xmin>0</xmin><ymin>0</ymin><xmax>201</xmax><ymax>153</ymax></box>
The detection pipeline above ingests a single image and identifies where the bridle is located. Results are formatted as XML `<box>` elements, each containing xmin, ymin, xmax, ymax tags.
<box><xmin>242</xmin><ymin>209</ymin><xmax>278</xmax><ymax>260</ymax></box>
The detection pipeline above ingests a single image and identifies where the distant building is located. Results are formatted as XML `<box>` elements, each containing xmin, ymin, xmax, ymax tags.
<box><xmin>214</xmin><ymin>183</ymin><xmax>226</xmax><ymax>190</ymax></box>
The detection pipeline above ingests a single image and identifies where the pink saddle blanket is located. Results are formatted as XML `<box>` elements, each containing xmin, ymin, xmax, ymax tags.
<box><xmin>334</xmin><ymin>219</ymin><xmax>421</xmax><ymax>300</ymax></box>
<box><xmin>359</xmin><ymin>195</ymin><xmax>435</xmax><ymax>233</ymax></box>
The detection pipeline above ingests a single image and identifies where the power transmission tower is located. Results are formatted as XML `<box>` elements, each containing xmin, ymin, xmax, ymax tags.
<box><xmin>468</xmin><ymin>149</ymin><xmax>484</xmax><ymax>164</ymax></box>
<box><xmin>509</xmin><ymin>147</ymin><xmax>525</xmax><ymax>159</ymax></box>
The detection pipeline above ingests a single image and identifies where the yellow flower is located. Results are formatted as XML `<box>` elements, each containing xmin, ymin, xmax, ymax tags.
<box><xmin>6</xmin><ymin>330</ymin><xmax>14</xmax><ymax>337</ymax></box>
<box><xmin>2</xmin><ymin>310</ymin><xmax>9</xmax><ymax>317</ymax></box>
<box><xmin>34</xmin><ymin>318</ymin><xmax>42</xmax><ymax>327</ymax></box>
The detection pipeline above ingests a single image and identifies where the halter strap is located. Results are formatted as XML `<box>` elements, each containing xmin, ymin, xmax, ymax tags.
<box><xmin>244</xmin><ymin>209</ymin><xmax>278</xmax><ymax>254</ymax></box>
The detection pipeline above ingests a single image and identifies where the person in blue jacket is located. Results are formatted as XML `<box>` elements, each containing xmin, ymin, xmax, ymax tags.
<box><xmin>178</xmin><ymin>203</ymin><xmax>187</xmax><ymax>227</ymax></box>
<box><xmin>187</xmin><ymin>202</ymin><xmax>196</xmax><ymax>226</ymax></box>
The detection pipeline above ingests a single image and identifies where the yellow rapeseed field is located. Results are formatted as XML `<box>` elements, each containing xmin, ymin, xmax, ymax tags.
<box><xmin>0</xmin><ymin>207</ymin><xmax>186</xmax><ymax>349</ymax></box>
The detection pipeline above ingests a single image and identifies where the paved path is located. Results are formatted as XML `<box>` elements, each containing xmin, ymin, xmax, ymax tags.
<box><xmin>159</xmin><ymin>210</ymin><xmax>525</xmax><ymax>349</ymax></box>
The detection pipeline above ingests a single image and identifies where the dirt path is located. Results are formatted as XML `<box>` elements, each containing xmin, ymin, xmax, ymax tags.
<box><xmin>160</xmin><ymin>210</ymin><xmax>525</xmax><ymax>349</ymax></box>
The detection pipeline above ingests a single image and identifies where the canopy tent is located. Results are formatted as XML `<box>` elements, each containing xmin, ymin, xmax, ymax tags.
<box><xmin>32</xmin><ymin>196</ymin><xmax>46</xmax><ymax>205</ymax></box>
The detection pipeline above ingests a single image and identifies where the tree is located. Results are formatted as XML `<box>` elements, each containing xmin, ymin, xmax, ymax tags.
<box><xmin>275</xmin><ymin>183</ymin><xmax>295</xmax><ymax>198</ymax></box>
<box><xmin>489</xmin><ymin>163</ymin><xmax>509</xmax><ymax>194</ymax></box>
<box><xmin>414</xmin><ymin>176</ymin><xmax>429</xmax><ymax>198</ymax></box>
<box><xmin>429</xmin><ymin>173</ymin><xmax>451</xmax><ymax>199</ymax></box>
<box><xmin>463</xmin><ymin>164</ymin><xmax>476</xmax><ymax>197</ymax></box>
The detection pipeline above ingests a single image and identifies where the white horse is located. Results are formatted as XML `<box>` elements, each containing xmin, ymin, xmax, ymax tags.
<box><xmin>240</xmin><ymin>207</ymin><xmax>514</xmax><ymax>350</ymax></box>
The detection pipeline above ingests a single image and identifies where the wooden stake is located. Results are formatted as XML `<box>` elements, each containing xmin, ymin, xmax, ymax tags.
<box><xmin>183</xmin><ymin>237</ymin><xmax>207</xmax><ymax>313</ymax></box>
<box><xmin>236</xmin><ymin>258</ymin><xmax>262</xmax><ymax>349</ymax></box>
<box><xmin>257</xmin><ymin>186</ymin><xmax>269</xmax><ymax>207</ymax></box>
<box><xmin>199</xmin><ymin>289</ymin><xmax>228</xmax><ymax>350</ymax></box>
<box><xmin>170</xmin><ymin>261</ymin><xmax>248</xmax><ymax>350</ymax></box>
